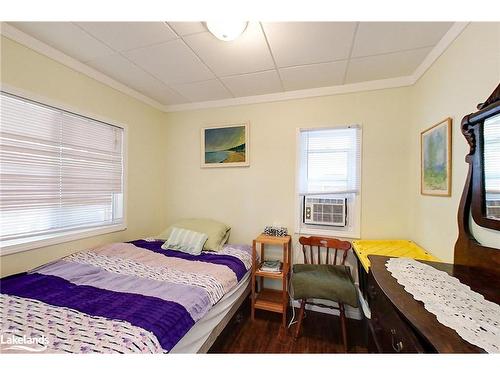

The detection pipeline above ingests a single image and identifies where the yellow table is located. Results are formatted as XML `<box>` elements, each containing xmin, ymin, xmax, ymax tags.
<box><xmin>352</xmin><ymin>240</ymin><xmax>440</xmax><ymax>304</ymax></box>
<box><xmin>352</xmin><ymin>239</ymin><xmax>440</xmax><ymax>273</ymax></box>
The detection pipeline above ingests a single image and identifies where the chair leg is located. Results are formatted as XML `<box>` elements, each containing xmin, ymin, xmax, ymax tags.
<box><xmin>339</xmin><ymin>303</ymin><xmax>348</xmax><ymax>352</ymax></box>
<box><xmin>294</xmin><ymin>299</ymin><xmax>306</xmax><ymax>339</ymax></box>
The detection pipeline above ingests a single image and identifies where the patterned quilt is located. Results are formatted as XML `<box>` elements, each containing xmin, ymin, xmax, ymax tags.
<box><xmin>0</xmin><ymin>240</ymin><xmax>252</xmax><ymax>353</ymax></box>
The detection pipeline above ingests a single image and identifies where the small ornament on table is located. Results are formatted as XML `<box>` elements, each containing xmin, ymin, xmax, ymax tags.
<box><xmin>264</xmin><ymin>226</ymin><xmax>288</xmax><ymax>237</ymax></box>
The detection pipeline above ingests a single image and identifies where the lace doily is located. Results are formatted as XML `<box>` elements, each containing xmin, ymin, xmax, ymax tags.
<box><xmin>385</xmin><ymin>258</ymin><xmax>500</xmax><ymax>353</ymax></box>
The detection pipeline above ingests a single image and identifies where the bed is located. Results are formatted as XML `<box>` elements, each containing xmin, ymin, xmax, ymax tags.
<box><xmin>0</xmin><ymin>239</ymin><xmax>252</xmax><ymax>353</ymax></box>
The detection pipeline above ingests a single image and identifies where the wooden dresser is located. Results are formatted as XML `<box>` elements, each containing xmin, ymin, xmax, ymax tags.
<box><xmin>366</xmin><ymin>255</ymin><xmax>499</xmax><ymax>353</ymax></box>
<box><xmin>365</xmin><ymin>84</ymin><xmax>500</xmax><ymax>354</ymax></box>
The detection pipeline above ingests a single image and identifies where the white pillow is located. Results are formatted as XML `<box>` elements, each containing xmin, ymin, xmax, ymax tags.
<box><xmin>161</xmin><ymin>227</ymin><xmax>208</xmax><ymax>255</ymax></box>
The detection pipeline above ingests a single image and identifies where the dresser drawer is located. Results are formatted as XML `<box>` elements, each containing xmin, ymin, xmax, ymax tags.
<box><xmin>367</xmin><ymin>272</ymin><xmax>425</xmax><ymax>353</ymax></box>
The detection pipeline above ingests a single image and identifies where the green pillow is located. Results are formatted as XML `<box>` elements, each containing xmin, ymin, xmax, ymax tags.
<box><xmin>161</xmin><ymin>227</ymin><xmax>208</xmax><ymax>255</ymax></box>
<box><xmin>158</xmin><ymin>218</ymin><xmax>231</xmax><ymax>251</ymax></box>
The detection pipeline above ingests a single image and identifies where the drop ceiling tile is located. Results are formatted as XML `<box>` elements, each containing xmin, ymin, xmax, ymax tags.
<box><xmin>168</xmin><ymin>22</ymin><xmax>206</xmax><ymax>36</ymax></box>
<box><xmin>86</xmin><ymin>53</ymin><xmax>187</xmax><ymax>105</ymax></box>
<box><xmin>279</xmin><ymin>60</ymin><xmax>348</xmax><ymax>91</ymax></box>
<box><xmin>86</xmin><ymin>53</ymin><xmax>148</xmax><ymax>83</ymax></box>
<box><xmin>183</xmin><ymin>22</ymin><xmax>275</xmax><ymax>76</ymax></box>
<box><xmin>221</xmin><ymin>70</ymin><xmax>283</xmax><ymax>97</ymax></box>
<box><xmin>352</xmin><ymin>22</ymin><xmax>453</xmax><ymax>58</ymax></box>
<box><xmin>262</xmin><ymin>22</ymin><xmax>357</xmax><ymax>68</ymax></box>
<box><xmin>76</xmin><ymin>22</ymin><xmax>177</xmax><ymax>52</ymax></box>
<box><xmin>345</xmin><ymin>47</ymin><xmax>432</xmax><ymax>84</ymax></box>
<box><xmin>10</xmin><ymin>22</ymin><xmax>115</xmax><ymax>62</ymax></box>
<box><xmin>171</xmin><ymin>80</ymin><xmax>232</xmax><ymax>102</ymax></box>
<box><xmin>123</xmin><ymin>39</ymin><xmax>214</xmax><ymax>84</ymax></box>
<box><xmin>136</xmin><ymin>81</ymin><xmax>188</xmax><ymax>106</ymax></box>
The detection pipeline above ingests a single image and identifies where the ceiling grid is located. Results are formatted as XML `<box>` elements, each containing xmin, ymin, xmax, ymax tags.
<box><xmin>1</xmin><ymin>21</ymin><xmax>467</xmax><ymax>111</ymax></box>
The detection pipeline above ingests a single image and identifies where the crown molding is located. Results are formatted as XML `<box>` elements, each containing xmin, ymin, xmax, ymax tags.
<box><xmin>0</xmin><ymin>22</ymin><xmax>167</xmax><ymax>112</ymax></box>
<box><xmin>164</xmin><ymin>75</ymin><xmax>414</xmax><ymax>112</ymax></box>
<box><xmin>1</xmin><ymin>22</ymin><xmax>468</xmax><ymax>114</ymax></box>
<box><xmin>411</xmin><ymin>22</ymin><xmax>469</xmax><ymax>84</ymax></box>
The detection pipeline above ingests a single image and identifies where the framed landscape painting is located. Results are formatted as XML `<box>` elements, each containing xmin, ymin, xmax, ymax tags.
<box><xmin>201</xmin><ymin>122</ymin><xmax>249</xmax><ymax>168</ymax></box>
<box><xmin>421</xmin><ymin>118</ymin><xmax>452</xmax><ymax>196</ymax></box>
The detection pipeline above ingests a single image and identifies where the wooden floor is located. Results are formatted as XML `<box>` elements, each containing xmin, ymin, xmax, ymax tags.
<box><xmin>209</xmin><ymin>298</ymin><xmax>369</xmax><ymax>353</ymax></box>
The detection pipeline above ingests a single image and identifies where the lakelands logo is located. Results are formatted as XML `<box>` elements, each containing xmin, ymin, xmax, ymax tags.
<box><xmin>1</xmin><ymin>331</ymin><xmax>49</xmax><ymax>352</ymax></box>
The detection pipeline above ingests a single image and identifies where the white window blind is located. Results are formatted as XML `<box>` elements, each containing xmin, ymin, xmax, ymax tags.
<box><xmin>0</xmin><ymin>91</ymin><xmax>124</xmax><ymax>248</ymax></box>
<box><xmin>484</xmin><ymin>113</ymin><xmax>500</xmax><ymax>218</ymax></box>
<box><xmin>298</xmin><ymin>126</ymin><xmax>361</xmax><ymax>195</ymax></box>
<box><xmin>484</xmin><ymin>114</ymin><xmax>500</xmax><ymax>194</ymax></box>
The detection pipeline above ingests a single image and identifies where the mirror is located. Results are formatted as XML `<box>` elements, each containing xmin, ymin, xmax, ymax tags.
<box><xmin>455</xmin><ymin>83</ymin><xmax>500</xmax><ymax>270</ymax></box>
<box><xmin>484</xmin><ymin>113</ymin><xmax>500</xmax><ymax>220</ymax></box>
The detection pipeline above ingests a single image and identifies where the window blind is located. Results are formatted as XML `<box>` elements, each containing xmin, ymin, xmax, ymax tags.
<box><xmin>0</xmin><ymin>91</ymin><xmax>124</xmax><ymax>246</ymax></box>
<box><xmin>484</xmin><ymin>114</ymin><xmax>500</xmax><ymax>218</ymax></box>
<box><xmin>484</xmin><ymin>114</ymin><xmax>500</xmax><ymax>194</ymax></box>
<box><xmin>298</xmin><ymin>126</ymin><xmax>361</xmax><ymax>195</ymax></box>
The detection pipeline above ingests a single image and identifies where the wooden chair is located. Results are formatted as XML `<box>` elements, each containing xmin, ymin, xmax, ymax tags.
<box><xmin>291</xmin><ymin>236</ymin><xmax>358</xmax><ymax>352</ymax></box>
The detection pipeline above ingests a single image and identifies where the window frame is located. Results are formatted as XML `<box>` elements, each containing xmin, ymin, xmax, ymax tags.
<box><xmin>294</xmin><ymin>125</ymin><xmax>362</xmax><ymax>239</ymax></box>
<box><xmin>0</xmin><ymin>86</ymin><xmax>128</xmax><ymax>256</ymax></box>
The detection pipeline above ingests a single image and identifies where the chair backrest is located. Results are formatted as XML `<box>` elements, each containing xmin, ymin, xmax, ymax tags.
<box><xmin>299</xmin><ymin>236</ymin><xmax>351</xmax><ymax>265</ymax></box>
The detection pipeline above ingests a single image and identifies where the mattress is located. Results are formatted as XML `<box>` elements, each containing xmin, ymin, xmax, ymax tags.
<box><xmin>170</xmin><ymin>271</ymin><xmax>250</xmax><ymax>353</ymax></box>
<box><xmin>0</xmin><ymin>240</ymin><xmax>252</xmax><ymax>353</ymax></box>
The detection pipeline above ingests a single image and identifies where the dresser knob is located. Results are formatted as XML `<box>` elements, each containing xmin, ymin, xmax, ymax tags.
<box><xmin>390</xmin><ymin>328</ymin><xmax>404</xmax><ymax>352</ymax></box>
<box><xmin>368</xmin><ymin>284</ymin><xmax>377</xmax><ymax>297</ymax></box>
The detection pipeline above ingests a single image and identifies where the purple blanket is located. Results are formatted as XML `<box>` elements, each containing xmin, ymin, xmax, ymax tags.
<box><xmin>0</xmin><ymin>240</ymin><xmax>252</xmax><ymax>353</ymax></box>
<box><xmin>129</xmin><ymin>240</ymin><xmax>247</xmax><ymax>281</ymax></box>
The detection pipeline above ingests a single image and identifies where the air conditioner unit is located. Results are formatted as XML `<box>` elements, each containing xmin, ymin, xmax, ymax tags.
<box><xmin>303</xmin><ymin>196</ymin><xmax>347</xmax><ymax>227</ymax></box>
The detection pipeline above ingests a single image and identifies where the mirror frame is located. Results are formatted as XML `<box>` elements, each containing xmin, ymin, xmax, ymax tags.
<box><xmin>455</xmin><ymin>83</ymin><xmax>500</xmax><ymax>271</ymax></box>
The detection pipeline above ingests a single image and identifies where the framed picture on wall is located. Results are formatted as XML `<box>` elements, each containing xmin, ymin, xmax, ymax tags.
<box><xmin>421</xmin><ymin>117</ymin><xmax>452</xmax><ymax>196</ymax></box>
<box><xmin>201</xmin><ymin>122</ymin><xmax>250</xmax><ymax>168</ymax></box>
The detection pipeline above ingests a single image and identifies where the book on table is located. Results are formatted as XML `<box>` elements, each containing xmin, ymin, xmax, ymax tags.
<box><xmin>260</xmin><ymin>260</ymin><xmax>282</xmax><ymax>272</ymax></box>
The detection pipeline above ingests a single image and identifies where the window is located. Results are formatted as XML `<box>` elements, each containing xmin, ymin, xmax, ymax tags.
<box><xmin>0</xmin><ymin>91</ymin><xmax>125</xmax><ymax>254</ymax></box>
<box><xmin>484</xmin><ymin>113</ymin><xmax>500</xmax><ymax>219</ymax></box>
<box><xmin>296</xmin><ymin>125</ymin><xmax>362</xmax><ymax>238</ymax></box>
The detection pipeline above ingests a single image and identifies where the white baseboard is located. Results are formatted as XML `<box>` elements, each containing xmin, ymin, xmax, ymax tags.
<box><xmin>358</xmin><ymin>290</ymin><xmax>371</xmax><ymax>319</ymax></box>
<box><xmin>264</xmin><ymin>281</ymin><xmax>369</xmax><ymax>321</ymax></box>
<box><xmin>290</xmin><ymin>299</ymin><xmax>363</xmax><ymax>321</ymax></box>
<box><xmin>287</xmin><ymin>285</ymin><xmax>370</xmax><ymax>321</ymax></box>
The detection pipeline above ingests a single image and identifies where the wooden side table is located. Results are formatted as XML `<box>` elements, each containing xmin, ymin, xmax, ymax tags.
<box><xmin>251</xmin><ymin>234</ymin><xmax>291</xmax><ymax>328</ymax></box>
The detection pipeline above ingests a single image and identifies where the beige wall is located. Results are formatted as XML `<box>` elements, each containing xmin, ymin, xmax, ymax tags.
<box><xmin>408</xmin><ymin>22</ymin><xmax>500</xmax><ymax>262</ymax></box>
<box><xmin>1</xmin><ymin>34</ymin><xmax>415</xmax><ymax>281</ymax></box>
<box><xmin>164</xmin><ymin>23</ymin><xmax>500</xmax><ymax>266</ymax></box>
<box><xmin>1</xmin><ymin>22</ymin><xmax>498</xmax><ymax>277</ymax></box>
<box><xmin>0</xmin><ymin>36</ymin><xmax>168</xmax><ymax>275</ymax></box>
<box><xmin>164</xmin><ymin>88</ymin><xmax>413</xmax><ymax>271</ymax></box>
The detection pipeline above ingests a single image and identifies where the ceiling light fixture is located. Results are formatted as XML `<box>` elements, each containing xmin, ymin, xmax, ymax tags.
<box><xmin>205</xmin><ymin>21</ymin><xmax>248</xmax><ymax>41</ymax></box>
